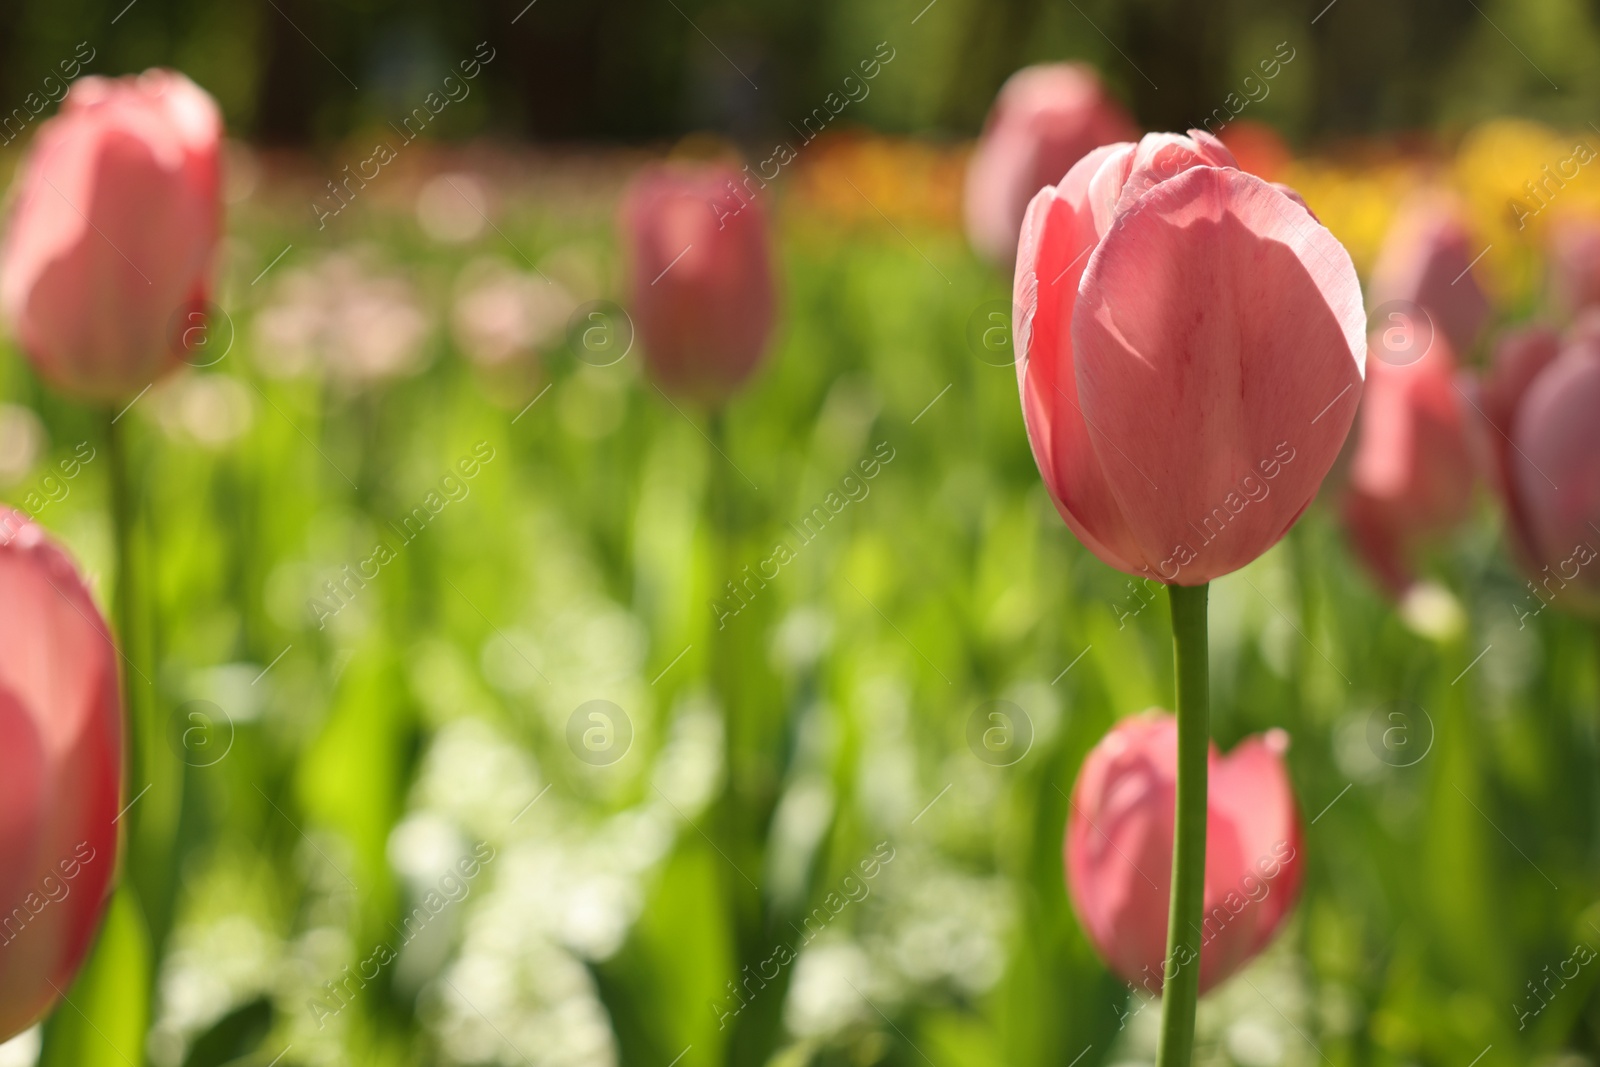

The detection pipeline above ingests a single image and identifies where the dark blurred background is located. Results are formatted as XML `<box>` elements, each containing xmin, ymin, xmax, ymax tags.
<box><xmin>1</xmin><ymin>0</ymin><xmax>1595</xmax><ymax>146</ymax></box>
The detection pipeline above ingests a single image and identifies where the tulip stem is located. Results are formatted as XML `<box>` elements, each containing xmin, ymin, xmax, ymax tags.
<box><xmin>104</xmin><ymin>413</ymin><xmax>143</xmax><ymax>818</ymax></box>
<box><xmin>1157</xmin><ymin>581</ymin><xmax>1210</xmax><ymax>1067</ymax></box>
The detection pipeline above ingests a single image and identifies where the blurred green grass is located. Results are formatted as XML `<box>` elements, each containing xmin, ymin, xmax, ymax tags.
<box><xmin>4</xmin><ymin>144</ymin><xmax>1600</xmax><ymax>1067</ymax></box>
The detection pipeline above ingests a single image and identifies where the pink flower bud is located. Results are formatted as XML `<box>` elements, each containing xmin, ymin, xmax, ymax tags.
<box><xmin>964</xmin><ymin>64</ymin><xmax>1136</xmax><ymax>267</ymax></box>
<box><xmin>1368</xmin><ymin>194</ymin><xmax>1490</xmax><ymax>356</ymax></box>
<box><xmin>0</xmin><ymin>510</ymin><xmax>123</xmax><ymax>1041</ymax></box>
<box><xmin>0</xmin><ymin>70</ymin><xmax>222</xmax><ymax>403</ymax></box>
<box><xmin>1065</xmin><ymin>711</ymin><xmax>1302</xmax><ymax>995</ymax></box>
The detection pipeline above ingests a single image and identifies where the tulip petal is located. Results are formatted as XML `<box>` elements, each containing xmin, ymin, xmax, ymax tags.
<box><xmin>1509</xmin><ymin>343</ymin><xmax>1600</xmax><ymax>613</ymax></box>
<box><xmin>1482</xmin><ymin>326</ymin><xmax>1561</xmax><ymax>567</ymax></box>
<box><xmin>1113</xmin><ymin>130</ymin><xmax>1238</xmax><ymax>217</ymax></box>
<box><xmin>1015</xmin><ymin>145</ymin><xmax>1149</xmax><ymax>573</ymax></box>
<box><xmin>0</xmin><ymin>514</ymin><xmax>122</xmax><ymax>1040</ymax></box>
<box><xmin>1072</xmin><ymin>166</ymin><xmax>1366</xmax><ymax>583</ymax></box>
<box><xmin>1203</xmin><ymin>731</ymin><xmax>1302</xmax><ymax>986</ymax></box>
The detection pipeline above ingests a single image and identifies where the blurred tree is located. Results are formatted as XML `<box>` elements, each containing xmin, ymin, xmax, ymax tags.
<box><xmin>0</xmin><ymin>0</ymin><xmax>1593</xmax><ymax>152</ymax></box>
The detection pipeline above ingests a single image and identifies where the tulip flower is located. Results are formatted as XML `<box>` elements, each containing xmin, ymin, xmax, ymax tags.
<box><xmin>0</xmin><ymin>70</ymin><xmax>222</xmax><ymax>404</ymax></box>
<box><xmin>1065</xmin><ymin>712</ymin><xmax>1302</xmax><ymax>995</ymax></box>
<box><xmin>1368</xmin><ymin>194</ymin><xmax>1490</xmax><ymax>357</ymax></box>
<box><xmin>1480</xmin><ymin>325</ymin><xmax>1560</xmax><ymax>564</ymax></box>
<box><xmin>619</xmin><ymin>161</ymin><xmax>777</xmax><ymax>405</ymax></box>
<box><xmin>964</xmin><ymin>63</ymin><xmax>1136</xmax><ymax>267</ymax></box>
<box><xmin>1342</xmin><ymin>335</ymin><xmax>1477</xmax><ymax>596</ymax></box>
<box><xmin>1014</xmin><ymin>130</ymin><xmax>1367</xmax><ymax>587</ymax></box>
<box><xmin>1550</xmin><ymin>217</ymin><xmax>1600</xmax><ymax>315</ymax></box>
<box><xmin>0</xmin><ymin>510</ymin><xmax>123</xmax><ymax>1042</ymax></box>
<box><xmin>1484</xmin><ymin>325</ymin><xmax>1600</xmax><ymax>617</ymax></box>
<box><xmin>1015</xmin><ymin>130</ymin><xmax>1361</xmax><ymax>1067</ymax></box>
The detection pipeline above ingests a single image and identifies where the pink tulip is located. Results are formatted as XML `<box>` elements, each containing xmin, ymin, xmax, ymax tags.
<box><xmin>1342</xmin><ymin>335</ymin><xmax>1477</xmax><ymax>594</ymax></box>
<box><xmin>620</xmin><ymin>162</ymin><xmax>777</xmax><ymax>405</ymax></box>
<box><xmin>1550</xmin><ymin>218</ymin><xmax>1600</xmax><ymax>315</ymax></box>
<box><xmin>0</xmin><ymin>510</ymin><xmax>123</xmax><ymax>1041</ymax></box>
<box><xmin>0</xmin><ymin>70</ymin><xmax>222</xmax><ymax>403</ymax></box>
<box><xmin>1014</xmin><ymin>130</ymin><xmax>1366</xmax><ymax>585</ymax></box>
<box><xmin>964</xmin><ymin>64</ymin><xmax>1137</xmax><ymax>267</ymax></box>
<box><xmin>1480</xmin><ymin>325</ymin><xmax>1561</xmax><ymax>567</ymax></box>
<box><xmin>1065</xmin><ymin>711</ymin><xmax>1303</xmax><ymax>994</ymax></box>
<box><xmin>1368</xmin><ymin>195</ymin><xmax>1490</xmax><ymax>356</ymax></box>
<box><xmin>1490</xmin><ymin>328</ymin><xmax>1600</xmax><ymax>614</ymax></box>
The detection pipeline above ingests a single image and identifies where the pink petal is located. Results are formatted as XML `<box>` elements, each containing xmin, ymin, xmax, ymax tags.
<box><xmin>1014</xmin><ymin>145</ymin><xmax>1148</xmax><ymax>573</ymax></box>
<box><xmin>1112</xmin><ymin>130</ymin><xmax>1238</xmax><ymax>217</ymax></box>
<box><xmin>1071</xmin><ymin>166</ymin><xmax>1366</xmax><ymax>583</ymax></box>
<box><xmin>0</xmin><ymin>512</ymin><xmax>122</xmax><ymax>1039</ymax></box>
<box><xmin>1509</xmin><ymin>340</ymin><xmax>1600</xmax><ymax>613</ymax></box>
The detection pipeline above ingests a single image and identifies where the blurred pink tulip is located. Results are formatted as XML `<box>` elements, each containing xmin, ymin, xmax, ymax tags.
<box><xmin>964</xmin><ymin>64</ymin><xmax>1137</xmax><ymax>267</ymax></box>
<box><xmin>1487</xmin><ymin>326</ymin><xmax>1600</xmax><ymax>614</ymax></box>
<box><xmin>620</xmin><ymin>161</ymin><xmax>777</xmax><ymax>405</ymax></box>
<box><xmin>1014</xmin><ymin>130</ymin><xmax>1366</xmax><ymax>585</ymax></box>
<box><xmin>0</xmin><ymin>70</ymin><xmax>222</xmax><ymax>403</ymax></box>
<box><xmin>1550</xmin><ymin>218</ymin><xmax>1600</xmax><ymax>315</ymax></box>
<box><xmin>1368</xmin><ymin>194</ymin><xmax>1490</xmax><ymax>356</ymax></box>
<box><xmin>1065</xmin><ymin>711</ymin><xmax>1303</xmax><ymax>995</ymax></box>
<box><xmin>1342</xmin><ymin>336</ymin><xmax>1477</xmax><ymax>595</ymax></box>
<box><xmin>1480</xmin><ymin>325</ymin><xmax>1560</xmax><ymax>566</ymax></box>
<box><xmin>0</xmin><ymin>510</ymin><xmax>122</xmax><ymax>1041</ymax></box>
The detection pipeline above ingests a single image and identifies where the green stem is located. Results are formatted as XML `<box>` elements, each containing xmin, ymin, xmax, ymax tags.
<box><xmin>105</xmin><ymin>413</ymin><xmax>142</xmax><ymax>814</ymax></box>
<box><xmin>105</xmin><ymin>412</ymin><xmax>179</xmax><ymax>967</ymax></box>
<box><xmin>1157</xmin><ymin>582</ymin><xmax>1210</xmax><ymax>1067</ymax></box>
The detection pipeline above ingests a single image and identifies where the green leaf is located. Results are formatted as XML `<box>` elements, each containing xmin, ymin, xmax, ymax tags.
<box><xmin>38</xmin><ymin>886</ymin><xmax>151</xmax><ymax>1067</ymax></box>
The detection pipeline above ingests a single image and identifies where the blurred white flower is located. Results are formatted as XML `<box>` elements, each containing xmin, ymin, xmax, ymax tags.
<box><xmin>417</xmin><ymin>172</ymin><xmax>491</xmax><ymax>244</ymax></box>
<box><xmin>767</xmin><ymin>774</ymin><xmax>835</xmax><ymax>907</ymax></box>
<box><xmin>252</xmin><ymin>252</ymin><xmax>432</xmax><ymax>386</ymax></box>
<box><xmin>410</xmin><ymin>717</ymin><xmax>543</xmax><ymax>837</ymax></box>
<box><xmin>853</xmin><ymin>677</ymin><xmax>920</xmax><ymax>829</ymax></box>
<box><xmin>389</xmin><ymin>811</ymin><xmax>471</xmax><ymax>890</ymax></box>
<box><xmin>451</xmin><ymin>258</ymin><xmax>574</xmax><ymax>369</ymax></box>
<box><xmin>649</xmin><ymin>700</ymin><xmax>723</xmax><ymax>814</ymax></box>
<box><xmin>1226</xmin><ymin>1016</ymin><xmax>1287</xmax><ymax>1067</ymax></box>
<box><xmin>785</xmin><ymin>941</ymin><xmax>875</xmax><ymax>1038</ymax></box>
<box><xmin>0</xmin><ymin>404</ymin><xmax>44</xmax><ymax>486</ymax></box>
<box><xmin>1399</xmin><ymin>579</ymin><xmax>1466</xmax><ymax>641</ymax></box>
<box><xmin>770</xmin><ymin>605</ymin><xmax>835</xmax><ymax>674</ymax></box>
<box><xmin>0</xmin><ymin>1026</ymin><xmax>39</xmax><ymax>1067</ymax></box>
<box><xmin>873</xmin><ymin>862</ymin><xmax>1012</xmax><ymax>995</ymax></box>
<box><xmin>429</xmin><ymin>944</ymin><xmax>615</xmax><ymax>1067</ymax></box>
<box><xmin>149</xmin><ymin>372</ymin><xmax>255</xmax><ymax>447</ymax></box>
